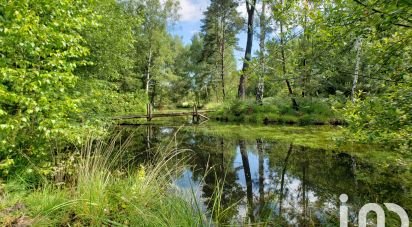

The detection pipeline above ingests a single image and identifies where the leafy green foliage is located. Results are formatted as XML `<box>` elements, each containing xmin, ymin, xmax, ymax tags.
<box><xmin>213</xmin><ymin>97</ymin><xmax>338</xmax><ymax>125</ymax></box>
<box><xmin>0</xmin><ymin>136</ymin><xmax>205</xmax><ymax>226</ymax></box>
<box><xmin>0</xmin><ymin>0</ymin><xmax>148</xmax><ymax>175</ymax></box>
<box><xmin>75</xmin><ymin>79</ymin><xmax>146</xmax><ymax>120</ymax></box>
<box><xmin>344</xmin><ymin>81</ymin><xmax>412</xmax><ymax>147</ymax></box>
<box><xmin>79</xmin><ymin>0</ymin><xmax>142</xmax><ymax>82</ymax></box>
<box><xmin>0</xmin><ymin>0</ymin><xmax>96</xmax><ymax>169</ymax></box>
<box><xmin>0</xmin><ymin>1</ymin><xmax>411</xmax><ymax>224</ymax></box>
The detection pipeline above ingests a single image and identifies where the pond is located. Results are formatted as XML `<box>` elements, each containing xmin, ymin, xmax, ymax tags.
<box><xmin>119</xmin><ymin>123</ymin><xmax>411</xmax><ymax>226</ymax></box>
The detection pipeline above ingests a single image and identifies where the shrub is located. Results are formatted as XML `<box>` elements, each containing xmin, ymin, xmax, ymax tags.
<box><xmin>343</xmin><ymin>81</ymin><xmax>412</xmax><ymax>147</ymax></box>
<box><xmin>211</xmin><ymin>96</ymin><xmax>338</xmax><ymax>125</ymax></box>
<box><xmin>0</xmin><ymin>0</ymin><xmax>97</xmax><ymax>175</ymax></box>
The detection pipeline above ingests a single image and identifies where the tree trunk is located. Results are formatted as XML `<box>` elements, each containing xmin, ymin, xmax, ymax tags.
<box><xmin>256</xmin><ymin>1</ymin><xmax>266</xmax><ymax>104</ymax></box>
<box><xmin>150</xmin><ymin>80</ymin><xmax>156</xmax><ymax>105</ymax></box>
<box><xmin>221</xmin><ymin>16</ymin><xmax>226</xmax><ymax>100</ymax></box>
<box><xmin>145</xmin><ymin>47</ymin><xmax>152</xmax><ymax>96</ymax></box>
<box><xmin>279</xmin><ymin>14</ymin><xmax>299</xmax><ymax>110</ymax></box>
<box><xmin>352</xmin><ymin>37</ymin><xmax>362</xmax><ymax>102</ymax></box>
<box><xmin>301</xmin><ymin>0</ymin><xmax>309</xmax><ymax>97</ymax></box>
<box><xmin>238</xmin><ymin>0</ymin><xmax>256</xmax><ymax>99</ymax></box>
<box><xmin>214</xmin><ymin>60</ymin><xmax>219</xmax><ymax>102</ymax></box>
<box><xmin>214</xmin><ymin>19</ymin><xmax>220</xmax><ymax>103</ymax></box>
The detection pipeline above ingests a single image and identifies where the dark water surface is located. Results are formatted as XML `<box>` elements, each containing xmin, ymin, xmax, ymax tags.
<box><xmin>121</xmin><ymin>124</ymin><xmax>411</xmax><ymax>226</ymax></box>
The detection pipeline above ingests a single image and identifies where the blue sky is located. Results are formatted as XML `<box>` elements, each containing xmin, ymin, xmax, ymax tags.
<box><xmin>168</xmin><ymin>0</ymin><xmax>258</xmax><ymax>69</ymax></box>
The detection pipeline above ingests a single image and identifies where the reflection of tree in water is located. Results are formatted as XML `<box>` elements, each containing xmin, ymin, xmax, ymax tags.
<box><xmin>265</xmin><ymin>143</ymin><xmax>410</xmax><ymax>226</ymax></box>
<box><xmin>180</xmin><ymin>134</ymin><xmax>244</xmax><ymax>223</ymax></box>
<box><xmin>239</xmin><ymin>140</ymin><xmax>254</xmax><ymax>223</ymax></box>
<box><xmin>111</xmin><ymin>125</ymin><xmax>189</xmax><ymax>166</ymax></box>
<box><xmin>256</xmin><ymin>138</ymin><xmax>273</xmax><ymax>222</ymax></box>
<box><xmin>270</xmin><ymin>143</ymin><xmax>350</xmax><ymax>226</ymax></box>
<box><xmin>114</xmin><ymin>126</ymin><xmax>411</xmax><ymax>226</ymax></box>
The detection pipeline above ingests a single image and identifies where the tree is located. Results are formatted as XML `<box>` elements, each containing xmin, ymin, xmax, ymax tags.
<box><xmin>351</xmin><ymin>37</ymin><xmax>362</xmax><ymax>102</ymax></box>
<box><xmin>151</xmin><ymin>35</ymin><xmax>188</xmax><ymax>106</ymax></box>
<box><xmin>256</xmin><ymin>0</ymin><xmax>267</xmax><ymax>104</ymax></box>
<box><xmin>201</xmin><ymin>0</ymin><xmax>241</xmax><ymax>101</ymax></box>
<box><xmin>0</xmin><ymin>0</ymin><xmax>96</xmax><ymax>168</ymax></box>
<box><xmin>127</xmin><ymin>0</ymin><xmax>179</xmax><ymax>105</ymax></box>
<box><xmin>238</xmin><ymin>0</ymin><xmax>257</xmax><ymax>99</ymax></box>
<box><xmin>186</xmin><ymin>34</ymin><xmax>211</xmax><ymax>104</ymax></box>
<box><xmin>271</xmin><ymin>0</ymin><xmax>299</xmax><ymax>109</ymax></box>
<box><xmin>299</xmin><ymin>0</ymin><xmax>309</xmax><ymax>97</ymax></box>
<box><xmin>79</xmin><ymin>0</ymin><xmax>141</xmax><ymax>82</ymax></box>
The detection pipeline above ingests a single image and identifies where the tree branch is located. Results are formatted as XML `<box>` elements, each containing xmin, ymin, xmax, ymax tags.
<box><xmin>352</xmin><ymin>0</ymin><xmax>412</xmax><ymax>28</ymax></box>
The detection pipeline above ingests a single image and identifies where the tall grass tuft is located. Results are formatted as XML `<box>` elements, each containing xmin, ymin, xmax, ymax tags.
<box><xmin>70</xmin><ymin>132</ymin><xmax>205</xmax><ymax>226</ymax></box>
<box><xmin>74</xmin><ymin>133</ymin><xmax>131</xmax><ymax>224</ymax></box>
<box><xmin>2</xmin><ymin>130</ymin><xmax>244</xmax><ymax>226</ymax></box>
<box><xmin>1</xmin><ymin>131</ymin><xmax>207</xmax><ymax>226</ymax></box>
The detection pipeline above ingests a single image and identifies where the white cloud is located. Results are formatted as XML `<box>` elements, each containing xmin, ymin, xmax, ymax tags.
<box><xmin>190</xmin><ymin>29</ymin><xmax>200</xmax><ymax>34</ymax></box>
<box><xmin>237</xmin><ymin>2</ymin><xmax>248</xmax><ymax>19</ymax></box>
<box><xmin>237</xmin><ymin>2</ymin><xmax>272</xmax><ymax>19</ymax></box>
<box><xmin>178</xmin><ymin>0</ymin><xmax>209</xmax><ymax>22</ymax></box>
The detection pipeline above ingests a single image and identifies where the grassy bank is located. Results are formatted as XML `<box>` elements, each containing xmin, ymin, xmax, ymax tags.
<box><xmin>208</xmin><ymin>97</ymin><xmax>345</xmax><ymax>126</ymax></box>
<box><xmin>0</xmin><ymin>136</ymin><xmax>205</xmax><ymax>226</ymax></box>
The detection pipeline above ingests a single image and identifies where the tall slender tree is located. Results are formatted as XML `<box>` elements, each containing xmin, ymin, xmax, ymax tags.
<box><xmin>128</xmin><ymin>0</ymin><xmax>179</xmax><ymax>104</ymax></box>
<box><xmin>300</xmin><ymin>0</ymin><xmax>310</xmax><ymax>97</ymax></box>
<box><xmin>351</xmin><ymin>37</ymin><xmax>362</xmax><ymax>102</ymax></box>
<box><xmin>238</xmin><ymin>0</ymin><xmax>257</xmax><ymax>99</ymax></box>
<box><xmin>256</xmin><ymin>0</ymin><xmax>267</xmax><ymax>104</ymax></box>
<box><xmin>273</xmin><ymin>0</ymin><xmax>299</xmax><ymax>110</ymax></box>
<box><xmin>201</xmin><ymin>0</ymin><xmax>241</xmax><ymax>101</ymax></box>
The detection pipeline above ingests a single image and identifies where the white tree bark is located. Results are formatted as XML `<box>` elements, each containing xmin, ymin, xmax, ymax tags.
<box><xmin>352</xmin><ymin>37</ymin><xmax>362</xmax><ymax>102</ymax></box>
<box><xmin>145</xmin><ymin>47</ymin><xmax>152</xmax><ymax>95</ymax></box>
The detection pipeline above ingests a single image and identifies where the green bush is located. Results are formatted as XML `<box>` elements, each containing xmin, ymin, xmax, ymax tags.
<box><xmin>77</xmin><ymin>79</ymin><xmax>146</xmax><ymax>119</ymax></box>
<box><xmin>211</xmin><ymin>96</ymin><xmax>339</xmax><ymax>125</ymax></box>
<box><xmin>297</xmin><ymin>97</ymin><xmax>335</xmax><ymax>117</ymax></box>
<box><xmin>343</xmin><ymin>81</ymin><xmax>412</xmax><ymax>147</ymax></box>
<box><xmin>0</xmin><ymin>0</ymin><xmax>97</xmax><ymax>175</ymax></box>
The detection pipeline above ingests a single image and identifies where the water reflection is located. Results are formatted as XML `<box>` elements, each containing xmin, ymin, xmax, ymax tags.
<box><xmin>119</xmin><ymin>125</ymin><xmax>410</xmax><ymax>226</ymax></box>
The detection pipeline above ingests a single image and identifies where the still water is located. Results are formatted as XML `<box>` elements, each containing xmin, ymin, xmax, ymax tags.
<box><xmin>122</xmin><ymin>124</ymin><xmax>410</xmax><ymax>226</ymax></box>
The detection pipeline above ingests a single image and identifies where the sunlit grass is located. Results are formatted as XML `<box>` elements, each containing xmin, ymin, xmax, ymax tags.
<box><xmin>0</xmin><ymin>133</ymin><xmax>209</xmax><ymax>226</ymax></box>
<box><xmin>209</xmin><ymin>97</ymin><xmax>343</xmax><ymax>125</ymax></box>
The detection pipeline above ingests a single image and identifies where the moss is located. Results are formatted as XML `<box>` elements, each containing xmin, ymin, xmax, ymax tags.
<box><xmin>189</xmin><ymin>122</ymin><xmax>343</xmax><ymax>149</ymax></box>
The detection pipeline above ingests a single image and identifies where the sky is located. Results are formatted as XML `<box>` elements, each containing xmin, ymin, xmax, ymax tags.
<box><xmin>168</xmin><ymin>0</ymin><xmax>257</xmax><ymax>69</ymax></box>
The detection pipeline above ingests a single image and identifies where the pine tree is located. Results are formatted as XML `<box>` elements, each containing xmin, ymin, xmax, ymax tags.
<box><xmin>200</xmin><ymin>0</ymin><xmax>241</xmax><ymax>101</ymax></box>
